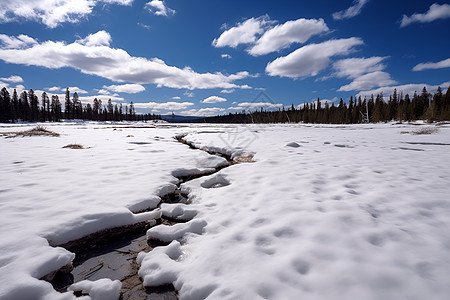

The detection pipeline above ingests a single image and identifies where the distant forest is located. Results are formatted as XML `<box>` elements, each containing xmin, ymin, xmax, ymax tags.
<box><xmin>193</xmin><ymin>86</ymin><xmax>450</xmax><ymax>124</ymax></box>
<box><xmin>0</xmin><ymin>87</ymin><xmax>161</xmax><ymax>123</ymax></box>
<box><xmin>1</xmin><ymin>86</ymin><xmax>450</xmax><ymax>124</ymax></box>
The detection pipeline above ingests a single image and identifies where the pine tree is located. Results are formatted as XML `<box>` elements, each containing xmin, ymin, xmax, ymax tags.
<box><xmin>64</xmin><ymin>88</ymin><xmax>71</xmax><ymax>119</ymax></box>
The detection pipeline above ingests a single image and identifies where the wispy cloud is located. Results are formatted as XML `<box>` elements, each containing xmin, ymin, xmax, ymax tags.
<box><xmin>0</xmin><ymin>75</ymin><xmax>23</xmax><ymax>83</ymax></box>
<box><xmin>0</xmin><ymin>32</ymin><xmax>253</xmax><ymax>91</ymax></box>
<box><xmin>413</xmin><ymin>57</ymin><xmax>450</xmax><ymax>71</ymax></box>
<box><xmin>0</xmin><ymin>0</ymin><xmax>133</xmax><ymax>28</ymax></box>
<box><xmin>332</xmin><ymin>56</ymin><xmax>397</xmax><ymax>91</ymax></box>
<box><xmin>212</xmin><ymin>15</ymin><xmax>272</xmax><ymax>48</ymax></box>
<box><xmin>138</xmin><ymin>22</ymin><xmax>151</xmax><ymax>30</ymax></box>
<box><xmin>332</xmin><ymin>0</ymin><xmax>369</xmax><ymax>20</ymax></box>
<box><xmin>221</xmin><ymin>54</ymin><xmax>232</xmax><ymax>59</ymax></box>
<box><xmin>201</xmin><ymin>96</ymin><xmax>227</xmax><ymax>104</ymax></box>
<box><xmin>145</xmin><ymin>0</ymin><xmax>175</xmax><ymax>17</ymax></box>
<box><xmin>102</xmin><ymin>83</ymin><xmax>145</xmax><ymax>93</ymax></box>
<box><xmin>248</xmin><ymin>18</ymin><xmax>329</xmax><ymax>56</ymax></box>
<box><xmin>338</xmin><ymin>71</ymin><xmax>397</xmax><ymax>92</ymax></box>
<box><xmin>401</xmin><ymin>3</ymin><xmax>450</xmax><ymax>27</ymax></box>
<box><xmin>181</xmin><ymin>107</ymin><xmax>226</xmax><ymax>116</ymax></box>
<box><xmin>133</xmin><ymin>101</ymin><xmax>193</xmax><ymax>111</ymax></box>
<box><xmin>266</xmin><ymin>38</ymin><xmax>363</xmax><ymax>79</ymax></box>
<box><xmin>356</xmin><ymin>82</ymin><xmax>450</xmax><ymax>99</ymax></box>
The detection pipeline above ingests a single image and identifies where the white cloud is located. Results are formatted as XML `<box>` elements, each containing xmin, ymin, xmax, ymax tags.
<box><xmin>0</xmin><ymin>75</ymin><xmax>23</xmax><ymax>83</ymax></box>
<box><xmin>297</xmin><ymin>97</ymin><xmax>338</xmax><ymax>109</ymax></box>
<box><xmin>138</xmin><ymin>22</ymin><xmax>151</xmax><ymax>30</ymax></box>
<box><xmin>356</xmin><ymin>81</ymin><xmax>450</xmax><ymax>99</ymax></box>
<box><xmin>221</xmin><ymin>54</ymin><xmax>232</xmax><ymax>59</ymax></box>
<box><xmin>333</xmin><ymin>0</ymin><xmax>369</xmax><ymax>20</ymax></box>
<box><xmin>0</xmin><ymin>34</ymin><xmax>37</xmax><ymax>49</ymax></box>
<box><xmin>413</xmin><ymin>58</ymin><xmax>450</xmax><ymax>71</ymax></box>
<box><xmin>266</xmin><ymin>38</ymin><xmax>363</xmax><ymax>79</ymax></box>
<box><xmin>0</xmin><ymin>0</ymin><xmax>132</xmax><ymax>28</ymax></box>
<box><xmin>79</xmin><ymin>94</ymin><xmax>125</xmax><ymax>104</ymax></box>
<box><xmin>102</xmin><ymin>83</ymin><xmax>145</xmax><ymax>93</ymax></box>
<box><xmin>184</xmin><ymin>91</ymin><xmax>194</xmax><ymax>97</ymax></box>
<box><xmin>172</xmin><ymin>96</ymin><xmax>181</xmax><ymax>100</ymax></box>
<box><xmin>401</xmin><ymin>3</ymin><xmax>450</xmax><ymax>27</ymax></box>
<box><xmin>65</xmin><ymin>86</ymin><xmax>88</xmax><ymax>94</ymax></box>
<box><xmin>0</xmin><ymin>32</ymin><xmax>253</xmax><ymax>90</ymax></box>
<box><xmin>338</xmin><ymin>71</ymin><xmax>397</xmax><ymax>91</ymax></box>
<box><xmin>133</xmin><ymin>101</ymin><xmax>194</xmax><ymax>111</ymax></box>
<box><xmin>201</xmin><ymin>96</ymin><xmax>227</xmax><ymax>103</ymax></box>
<box><xmin>248</xmin><ymin>18</ymin><xmax>329</xmax><ymax>56</ymax></box>
<box><xmin>332</xmin><ymin>56</ymin><xmax>396</xmax><ymax>91</ymax></box>
<box><xmin>76</xmin><ymin>31</ymin><xmax>111</xmax><ymax>47</ymax></box>
<box><xmin>212</xmin><ymin>15</ymin><xmax>271</xmax><ymax>48</ymax></box>
<box><xmin>333</xmin><ymin>56</ymin><xmax>388</xmax><ymax>79</ymax></box>
<box><xmin>181</xmin><ymin>107</ymin><xmax>225</xmax><ymax>116</ymax></box>
<box><xmin>145</xmin><ymin>0</ymin><xmax>175</xmax><ymax>17</ymax></box>
<box><xmin>221</xmin><ymin>89</ymin><xmax>235</xmax><ymax>94</ymax></box>
<box><xmin>236</xmin><ymin>102</ymin><xmax>283</xmax><ymax>110</ymax></box>
<box><xmin>47</xmin><ymin>86</ymin><xmax>61</xmax><ymax>92</ymax></box>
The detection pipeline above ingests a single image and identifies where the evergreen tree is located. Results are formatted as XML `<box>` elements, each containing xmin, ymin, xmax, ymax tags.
<box><xmin>64</xmin><ymin>88</ymin><xmax>72</xmax><ymax>119</ymax></box>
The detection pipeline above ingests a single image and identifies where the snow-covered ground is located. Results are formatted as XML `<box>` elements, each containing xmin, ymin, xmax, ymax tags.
<box><xmin>1</xmin><ymin>122</ymin><xmax>450</xmax><ymax>300</ymax></box>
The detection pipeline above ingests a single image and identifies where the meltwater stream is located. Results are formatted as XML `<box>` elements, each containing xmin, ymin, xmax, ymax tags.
<box><xmin>45</xmin><ymin>134</ymin><xmax>239</xmax><ymax>299</ymax></box>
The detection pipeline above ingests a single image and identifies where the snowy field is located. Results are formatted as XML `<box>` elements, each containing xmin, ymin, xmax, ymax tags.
<box><xmin>1</xmin><ymin>122</ymin><xmax>450</xmax><ymax>300</ymax></box>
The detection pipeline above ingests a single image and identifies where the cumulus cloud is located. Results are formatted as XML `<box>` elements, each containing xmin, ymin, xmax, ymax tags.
<box><xmin>333</xmin><ymin>0</ymin><xmax>369</xmax><ymax>20</ymax></box>
<box><xmin>401</xmin><ymin>3</ymin><xmax>450</xmax><ymax>27</ymax></box>
<box><xmin>266</xmin><ymin>38</ymin><xmax>363</xmax><ymax>79</ymax></box>
<box><xmin>248</xmin><ymin>18</ymin><xmax>329</xmax><ymax>56</ymax></box>
<box><xmin>172</xmin><ymin>96</ymin><xmax>181</xmax><ymax>100</ymax></box>
<box><xmin>0</xmin><ymin>32</ymin><xmax>253</xmax><ymax>90</ymax></box>
<box><xmin>356</xmin><ymin>82</ymin><xmax>450</xmax><ymax>99</ymax></box>
<box><xmin>333</xmin><ymin>56</ymin><xmax>387</xmax><ymax>79</ymax></box>
<box><xmin>181</xmin><ymin>107</ymin><xmax>225</xmax><ymax>116</ymax></box>
<box><xmin>221</xmin><ymin>89</ymin><xmax>235</xmax><ymax>94</ymax></box>
<box><xmin>102</xmin><ymin>83</ymin><xmax>145</xmax><ymax>93</ymax></box>
<box><xmin>413</xmin><ymin>57</ymin><xmax>450</xmax><ymax>71</ymax></box>
<box><xmin>0</xmin><ymin>0</ymin><xmax>132</xmax><ymax>28</ymax></box>
<box><xmin>212</xmin><ymin>15</ymin><xmax>271</xmax><ymax>48</ymax></box>
<box><xmin>76</xmin><ymin>31</ymin><xmax>111</xmax><ymax>47</ymax></box>
<box><xmin>66</xmin><ymin>86</ymin><xmax>88</xmax><ymax>94</ymax></box>
<box><xmin>201</xmin><ymin>96</ymin><xmax>227</xmax><ymax>103</ymax></box>
<box><xmin>0</xmin><ymin>34</ymin><xmax>37</xmax><ymax>49</ymax></box>
<box><xmin>221</xmin><ymin>54</ymin><xmax>232</xmax><ymax>59</ymax></box>
<box><xmin>0</xmin><ymin>75</ymin><xmax>23</xmax><ymax>83</ymax></box>
<box><xmin>47</xmin><ymin>86</ymin><xmax>61</xmax><ymax>92</ymax></box>
<box><xmin>338</xmin><ymin>71</ymin><xmax>397</xmax><ymax>91</ymax></box>
<box><xmin>145</xmin><ymin>0</ymin><xmax>175</xmax><ymax>17</ymax></box>
<box><xmin>133</xmin><ymin>101</ymin><xmax>193</xmax><ymax>110</ymax></box>
<box><xmin>332</xmin><ymin>56</ymin><xmax>397</xmax><ymax>91</ymax></box>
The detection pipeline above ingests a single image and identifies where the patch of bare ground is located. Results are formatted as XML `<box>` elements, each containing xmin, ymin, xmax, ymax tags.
<box><xmin>62</xmin><ymin>144</ymin><xmax>85</xmax><ymax>149</ymax></box>
<box><xmin>401</xmin><ymin>127</ymin><xmax>439</xmax><ymax>135</ymax></box>
<box><xmin>235</xmin><ymin>155</ymin><xmax>255</xmax><ymax>163</ymax></box>
<box><xmin>1</xmin><ymin>126</ymin><xmax>60</xmax><ymax>138</ymax></box>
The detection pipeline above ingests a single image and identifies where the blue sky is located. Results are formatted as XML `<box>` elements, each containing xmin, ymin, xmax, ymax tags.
<box><xmin>0</xmin><ymin>0</ymin><xmax>449</xmax><ymax>116</ymax></box>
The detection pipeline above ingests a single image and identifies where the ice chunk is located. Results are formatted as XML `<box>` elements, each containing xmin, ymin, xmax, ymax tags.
<box><xmin>147</xmin><ymin>219</ymin><xmax>207</xmax><ymax>242</ymax></box>
<box><xmin>160</xmin><ymin>203</ymin><xmax>198</xmax><ymax>221</ymax></box>
<box><xmin>68</xmin><ymin>278</ymin><xmax>121</xmax><ymax>300</ymax></box>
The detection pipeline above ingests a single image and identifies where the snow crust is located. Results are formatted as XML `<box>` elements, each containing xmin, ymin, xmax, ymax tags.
<box><xmin>139</xmin><ymin>123</ymin><xmax>450</xmax><ymax>300</ymax></box>
<box><xmin>2</xmin><ymin>122</ymin><xmax>450</xmax><ymax>300</ymax></box>
<box><xmin>68</xmin><ymin>279</ymin><xmax>121</xmax><ymax>300</ymax></box>
<box><xmin>0</xmin><ymin>122</ymin><xmax>226</xmax><ymax>299</ymax></box>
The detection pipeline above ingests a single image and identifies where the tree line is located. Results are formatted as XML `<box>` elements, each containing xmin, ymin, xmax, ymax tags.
<box><xmin>0</xmin><ymin>87</ymin><xmax>162</xmax><ymax>123</ymax></box>
<box><xmin>194</xmin><ymin>86</ymin><xmax>450</xmax><ymax>124</ymax></box>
